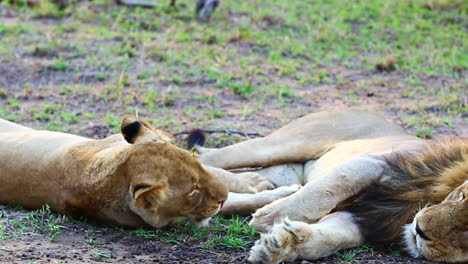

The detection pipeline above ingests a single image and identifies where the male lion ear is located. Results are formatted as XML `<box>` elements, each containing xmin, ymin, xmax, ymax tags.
<box><xmin>120</xmin><ymin>115</ymin><xmax>175</xmax><ymax>144</ymax></box>
<box><xmin>132</xmin><ymin>182</ymin><xmax>167</xmax><ymax>209</ymax></box>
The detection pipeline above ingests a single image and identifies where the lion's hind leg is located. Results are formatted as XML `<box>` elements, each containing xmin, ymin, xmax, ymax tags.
<box><xmin>248</xmin><ymin>212</ymin><xmax>364</xmax><ymax>264</ymax></box>
<box><xmin>0</xmin><ymin>118</ymin><xmax>32</xmax><ymax>133</ymax></box>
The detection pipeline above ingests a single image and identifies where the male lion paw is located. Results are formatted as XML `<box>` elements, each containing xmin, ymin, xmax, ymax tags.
<box><xmin>248</xmin><ymin>218</ymin><xmax>310</xmax><ymax>264</ymax></box>
<box><xmin>237</xmin><ymin>172</ymin><xmax>275</xmax><ymax>194</ymax></box>
<box><xmin>249</xmin><ymin>185</ymin><xmax>301</xmax><ymax>232</ymax></box>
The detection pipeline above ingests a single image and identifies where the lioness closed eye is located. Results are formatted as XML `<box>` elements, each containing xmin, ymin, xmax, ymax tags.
<box><xmin>0</xmin><ymin>115</ymin><xmax>228</xmax><ymax>228</ymax></box>
<box><xmin>194</xmin><ymin>108</ymin><xmax>467</xmax><ymax>263</ymax></box>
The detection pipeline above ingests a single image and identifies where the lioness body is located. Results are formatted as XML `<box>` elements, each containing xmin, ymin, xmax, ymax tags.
<box><xmin>199</xmin><ymin>109</ymin><xmax>467</xmax><ymax>263</ymax></box>
<box><xmin>0</xmin><ymin>115</ymin><xmax>296</xmax><ymax>228</ymax></box>
<box><xmin>0</xmin><ymin>116</ymin><xmax>232</xmax><ymax>228</ymax></box>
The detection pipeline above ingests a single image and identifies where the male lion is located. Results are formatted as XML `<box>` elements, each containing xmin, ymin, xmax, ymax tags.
<box><xmin>0</xmin><ymin>115</ymin><xmax>295</xmax><ymax>228</ymax></box>
<box><xmin>195</xmin><ymin>108</ymin><xmax>467</xmax><ymax>263</ymax></box>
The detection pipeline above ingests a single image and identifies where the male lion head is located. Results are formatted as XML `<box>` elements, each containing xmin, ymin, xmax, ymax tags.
<box><xmin>404</xmin><ymin>181</ymin><xmax>468</xmax><ymax>262</ymax></box>
<box><xmin>119</xmin><ymin>115</ymin><xmax>228</xmax><ymax>228</ymax></box>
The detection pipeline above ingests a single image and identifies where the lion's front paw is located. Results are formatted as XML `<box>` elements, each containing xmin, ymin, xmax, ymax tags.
<box><xmin>248</xmin><ymin>218</ymin><xmax>310</xmax><ymax>264</ymax></box>
<box><xmin>249</xmin><ymin>185</ymin><xmax>300</xmax><ymax>232</ymax></box>
<box><xmin>237</xmin><ymin>172</ymin><xmax>275</xmax><ymax>194</ymax></box>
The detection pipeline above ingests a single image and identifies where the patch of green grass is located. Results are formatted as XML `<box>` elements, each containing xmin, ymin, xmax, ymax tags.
<box><xmin>27</xmin><ymin>204</ymin><xmax>65</xmax><ymax>241</ymax></box>
<box><xmin>0</xmin><ymin>224</ymin><xmax>14</xmax><ymax>241</ymax></box>
<box><xmin>92</xmin><ymin>250</ymin><xmax>112</xmax><ymax>259</ymax></box>
<box><xmin>209</xmin><ymin>108</ymin><xmax>226</xmax><ymax>118</ymax></box>
<box><xmin>0</xmin><ymin>88</ymin><xmax>7</xmax><ymax>98</ymax></box>
<box><xmin>2</xmin><ymin>205</ymin><xmax>66</xmax><ymax>241</ymax></box>
<box><xmin>105</xmin><ymin>113</ymin><xmax>121</xmax><ymax>133</ymax></box>
<box><xmin>203</xmin><ymin>215</ymin><xmax>258</xmax><ymax>249</ymax></box>
<box><xmin>32</xmin><ymin>0</ymin><xmax>66</xmax><ymax>19</ymax></box>
<box><xmin>94</xmin><ymin>72</ymin><xmax>107</xmax><ymax>81</ymax></box>
<box><xmin>61</xmin><ymin>112</ymin><xmax>79</xmax><ymax>123</ymax></box>
<box><xmin>336</xmin><ymin>251</ymin><xmax>358</xmax><ymax>261</ymax></box>
<box><xmin>228</xmin><ymin>81</ymin><xmax>255</xmax><ymax>98</ymax></box>
<box><xmin>6</xmin><ymin>97</ymin><xmax>20</xmax><ymax>110</ymax></box>
<box><xmin>83</xmin><ymin>113</ymin><xmax>96</xmax><ymax>119</ymax></box>
<box><xmin>129</xmin><ymin>215</ymin><xmax>257</xmax><ymax>249</ymax></box>
<box><xmin>142</xmin><ymin>90</ymin><xmax>159</xmax><ymax>109</ymax></box>
<box><xmin>84</xmin><ymin>236</ymin><xmax>100</xmax><ymax>245</ymax></box>
<box><xmin>0</xmin><ymin>24</ymin><xmax>31</xmax><ymax>36</ymax></box>
<box><xmin>336</xmin><ymin>244</ymin><xmax>374</xmax><ymax>261</ymax></box>
<box><xmin>50</xmin><ymin>59</ymin><xmax>69</xmax><ymax>71</ymax></box>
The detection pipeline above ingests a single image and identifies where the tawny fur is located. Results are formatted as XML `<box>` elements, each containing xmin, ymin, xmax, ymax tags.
<box><xmin>0</xmin><ymin>115</ymin><xmax>229</xmax><ymax>228</ymax></box>
<box><xmin>197</xmin><ymin>108</ymin><xmax>467</xmax><ymax>263</ymax></box>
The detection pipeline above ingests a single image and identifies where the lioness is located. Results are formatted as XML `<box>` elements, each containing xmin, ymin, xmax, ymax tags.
<box><xmin>0</xmin><ymin>115</ymin><xmax>297</xmax><ymax>228</ymax></box>
<box><xmin>195</xmin><ymin>108</ymin><xmax>467</xmax><ymax>263</ymax></box>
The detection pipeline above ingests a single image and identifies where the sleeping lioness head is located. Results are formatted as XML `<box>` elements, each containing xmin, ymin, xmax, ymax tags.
<box><xmin>0</xmin><ymin>114</ymin><xmax>228</xmax><ymax>229</ymax></box>
<box><xmin>119</xmin><ymin>115</ymin><xmax>228</xmax><ymax>227</ymax></box>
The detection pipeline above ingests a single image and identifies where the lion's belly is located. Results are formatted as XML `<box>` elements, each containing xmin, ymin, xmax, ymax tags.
<box><xmin>0</xmin><ymin>131</ymin><xmax>90</xmax><ymax>209</ymax></box>
<box><xmin>304</xmin><ymin>136</ymin><xmax>423</xmax><ymax>182</ymax></box>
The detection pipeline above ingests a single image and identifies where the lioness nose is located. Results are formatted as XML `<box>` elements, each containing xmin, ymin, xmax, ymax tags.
<box><xmin>219</xmin><ymin>200</ymin><xmax>226</xmax><ymax>209</ymax></box>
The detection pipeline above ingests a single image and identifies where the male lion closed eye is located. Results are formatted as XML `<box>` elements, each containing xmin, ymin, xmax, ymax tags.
<box><xmin>194</xmin><ymin>108</ymin><xmax>467</xmax><ymax>263</ymax></box>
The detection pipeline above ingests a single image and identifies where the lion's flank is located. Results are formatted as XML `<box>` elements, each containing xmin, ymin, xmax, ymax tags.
<box><xmin>342</xmin><ymin>137</ymin><xmax>467</xmax><ymax>244</ymax></box>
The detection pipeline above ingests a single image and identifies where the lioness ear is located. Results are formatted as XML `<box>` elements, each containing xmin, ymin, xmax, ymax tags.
<box><xmin>121</xmin><ymin>116</ymin><xmax>144</xmax><ymax>144</ymax></box>
<box><xmin>131</xmin><ymin>182</ymin><xmax>167</xmax><ymax>209</ymax></box>
<box><xmin>120</xmin><ymin>115</ymin><xmax>175</xmax><ymax>144</ymax></box>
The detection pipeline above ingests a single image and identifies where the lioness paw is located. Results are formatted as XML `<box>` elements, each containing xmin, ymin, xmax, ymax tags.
<box><xmin>248</xmin><ymin>218</ymin><xmax>309</xmax><ymax>264</ymax></box>
<box><xmin>249</xmin><ymin>185</ymin><xmax>300</xmax><ymax>232</ymax></box>
<box><xmin>238</xmin><ymin>172</ymin><xmax>275</xmax><ymax>193</ymax></box>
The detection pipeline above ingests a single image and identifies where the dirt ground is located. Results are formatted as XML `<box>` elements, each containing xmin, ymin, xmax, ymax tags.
<box><xmin>0</xmin><ymin>1</ymin><xmax>466</xmax><ymax>263</ymax></box>
<box><xmin>0</xmin><ymin>207</ymin><xmax>442</xmax><ymax>264</ymax></box>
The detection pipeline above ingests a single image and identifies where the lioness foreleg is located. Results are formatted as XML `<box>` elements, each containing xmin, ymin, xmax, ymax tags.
<box><xmin>250</xmin><ymin>156</ymin><xmax>386</xmax><ymax>231</ymax></box>
<box><xmin>248</xmin><ymin>212</ymin><xmax>363</xmax><ymax>264</ymax></box>
<box><xmin>220</xmin><ymin>185</ymin><xmax>301</xmax><ymax>215</ymax></box>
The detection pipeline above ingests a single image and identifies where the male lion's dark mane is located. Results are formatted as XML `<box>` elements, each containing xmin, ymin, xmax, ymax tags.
<box><xmin>341</xmin><ymin>137</ymin><xmax>467</xmax><ymax>245</ymax></box>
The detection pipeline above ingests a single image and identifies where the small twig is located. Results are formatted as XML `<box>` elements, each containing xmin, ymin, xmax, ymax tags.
<box><xmin>393</xmin><ymin>110</ymin><xmax>407</xmax><ymax>130</ymax></box>
<box><xmin>174</xmin><ymin>129</ymin><xmax>264</xmax><ymax>138</ymax></box>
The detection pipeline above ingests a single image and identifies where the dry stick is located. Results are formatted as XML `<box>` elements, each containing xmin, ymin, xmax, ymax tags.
<box><xmin>393</xmin><ymin>110</ymin><xmax>408</xmax><ymax>130</ymax></box>
<box><xmin>114</xmin><ymin>0</ymin><xmax>157</xmax><ymax>8</ymax></box>
<box><xmin>173</xmin><ymin>129</ymin><xmax>264</xmax><ymax>138</ymax></box>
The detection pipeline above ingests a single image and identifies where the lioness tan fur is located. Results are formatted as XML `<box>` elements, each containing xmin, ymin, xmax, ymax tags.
<box><xmin>0</xmin><ymin>115</ymin><xmax>232</xmax><ymax>228</ymax></box>
<box><xmin>197</xmin><ymin>108</ymin><xmax>467</xmax><ymax>263</ymax></box>
<box><xmin>0</xmin><ymin>114</ymin><xmax>301</xmax><ymax>229</ymax></box>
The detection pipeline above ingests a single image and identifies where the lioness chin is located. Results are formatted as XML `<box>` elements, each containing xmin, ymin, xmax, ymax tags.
<box><xmin>194</xmin><ymin>108</ymin><xmax>467</xmax><ymax>263</ymax></box>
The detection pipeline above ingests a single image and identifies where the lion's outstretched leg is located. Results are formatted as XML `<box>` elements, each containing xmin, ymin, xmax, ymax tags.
<box><xmin>220</xmin><ymin>185</ymin><xmax>300</xmax><ymax>215</ymax></box>
<box><xmin>250</xmin><ymin>156</ymin><xmax>386</xmax><ymax>231</ymax></box>
<box><xmin>200</xmin><ymin>136</ymin><xmax>330</xmax><ymax>169</ymax></box>
<box><xmin>204</xmin><ymin>165</ymin><xmax>274</xmax><ymax>193</ymax></box>
<box><xmin>200</xmin><ymin>109</ymin><xmax>406</xmax><ymax>170</ymax></box>
<box><xmin>248</xmin><ymin>212</ymin><xmax>363</xmax><ymax>264</ymax></box>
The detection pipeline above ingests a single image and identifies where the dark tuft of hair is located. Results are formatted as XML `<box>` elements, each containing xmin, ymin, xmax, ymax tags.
<box><xmin>187</xmin><ymin>129</ymin><xmax>206</xmax><ymax>149</ymax></box>
<box><xmin>122</xmin><ymin>121</ymin><xmax>142</xmax><ymax>144</ymax></box>
<box><xmin>375</xmin><ymin>57</ymin><xmax>397</xmax><ymax>72</ymax></box>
